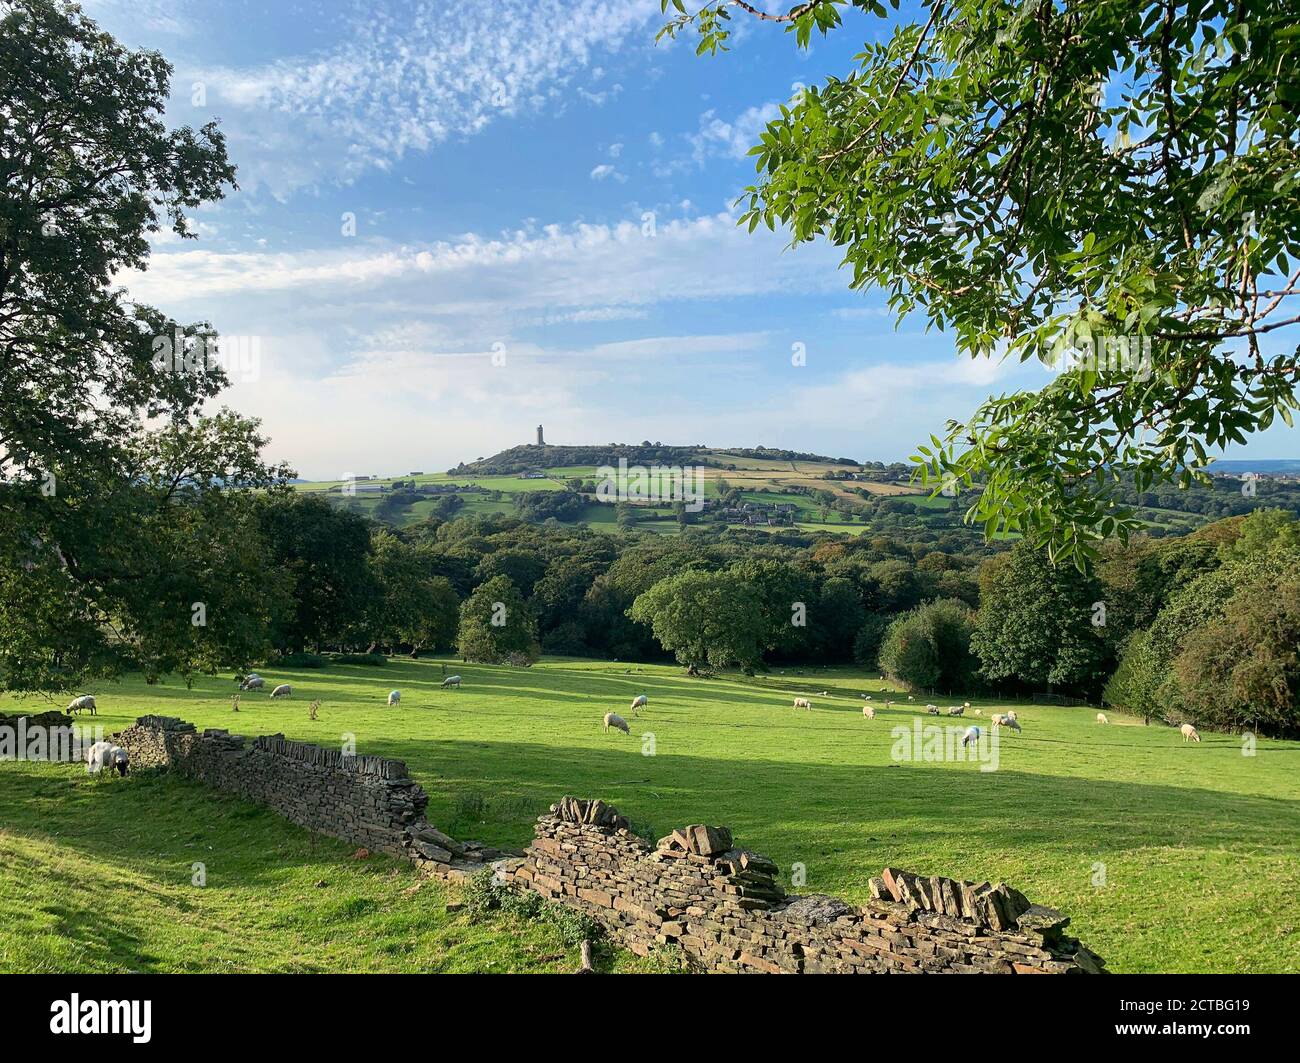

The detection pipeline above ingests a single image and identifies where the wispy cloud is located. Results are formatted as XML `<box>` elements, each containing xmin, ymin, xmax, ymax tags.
<box><xmin>179</xmin><ymin>0</ymin><xmax>661</xmax><ymax>196</ymax></box>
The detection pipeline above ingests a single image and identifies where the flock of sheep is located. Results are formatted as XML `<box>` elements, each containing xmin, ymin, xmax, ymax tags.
<box><xmin>64</xmin><ymin>666</ymin><xmax>1209</xmax><ymax>774</ymax></box>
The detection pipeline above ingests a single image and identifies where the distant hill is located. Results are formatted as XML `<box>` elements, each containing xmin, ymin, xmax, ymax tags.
<box><xmin>451</xmin><ymin>442</ymin><xmax>861</xmax><ymax>476</ymax></box>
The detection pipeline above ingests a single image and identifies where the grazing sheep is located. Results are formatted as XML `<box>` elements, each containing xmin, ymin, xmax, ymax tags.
<box><xmin>1180</xmin><ymin>723</ymin><xmax>1201</xmax><ymax>743</ymax></box>
<box><xmin>67</xmin><ymin>695</ymin><xmax>96</xmax><ymax>716</ymax></box>
<box><xmin>269</xmin><ymin>683</ymin><xmax>292</xmax><ymax>699</ymax></box>
<box><xmin>947</xmin><ymin>705</ymin><xmax>964</xmax><ymax>717</ymax></box>
<box><xmin>863</xmin><ymin>706</ymin><xmax>875</xmax><ymax>719</ymax></box>
<box><xmin>1096</xmin><ymin>713</ymin><xmax>1108</xmax><ymax>725</ymax></box>
<box><xmin>603</xmin><ymin>712</ymin><xmax>630</xmax><ymax>734</ymax></box>
<box><xmin>991</xmin><ymin>713</ymin><xmax>1022</xmax><ymax>733</ymax></box>
<box><xmin>863</xmin><ymin>695</ymin><xmax>872</xmax><ymax>701</ymax></box>
<box><xmin>973</xmin><ymin>708</ymin><xmax>983</xmax><ymax>717</ymax></box>
<box><xmin>793</xmin><ymin>697</ymin><xmax>812</xmax><ymax>711</ymax></box>
<box><xmin>240</xmin><ymin>675</ymin><xmax>265</xmax><ymax>691</ymax></box>
<box><xmin>962</xmin><ymin>726</ymin><xmax>981</xmax><ymax>749</ymax></box>
<box><xmin>630</xmin><ymin>693</ymin><xmax>648</xmax><ymax>714</ymax></box>
<box><xmin>926</xmin><ymin>704</ymin><xmax>940</xmax><ymax>716</ymax></box>
<box><xmin>441</xmin><ymin>675</ymin><xmax>462</xmax><ymax>689</ymax></box>
<box><xmin>387</xmin><ymin>690</ymin><xmax>401</xmax><ymax>706</ymax></box>
<box><xmin>86</xmin><ymin>741</ymin><xmax>129</xmax><ymax>776</ymax></box>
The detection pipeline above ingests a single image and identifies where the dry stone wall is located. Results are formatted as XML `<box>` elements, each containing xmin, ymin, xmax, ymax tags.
<box><xmin>118</xmin><ymin>716</ymin><xmax>509</xmax><ymax>871</ymax></box>
<box><xmin>117</xmin><ymin>718</ymin><xmax>1104</xmax><ymax>974</ymax></box>
<box><xmin>497</xmin><ymin>796</ymin><xmax>1106</xmax><ymax>975</ymax></box>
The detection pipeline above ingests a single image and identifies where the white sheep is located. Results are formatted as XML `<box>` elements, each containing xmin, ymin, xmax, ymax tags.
<box><xmin>1006</xmin><ymin>710</ymin><xmax>1018</xmax><ymax>723</ymax></box>
<box><xmin>947</xmin><ymin>705</ymin><xmax>964</xmax><ymax>717</ymax></box>
<box><xmin>926</xmin><ymin>704</ymin><xmax>940</xmax><ymax>716</ymax></box>
<box><xmin>603</xmin><ymin>712</ymin><xmax>630</xmax><ymax>734</ymax></box>
<box><xmin>86</xmin><ymin>741</ymin><xmax>129</xmax><ymax>776</ymax></box>
<box><xmin>1096</xmin><ymin>713</ymin><xmax>1108</xmax><ymax>725</ymax></box>
<box><xmin>441</xmin><ymin>675</ymin><xmax>462</xmax><ymax>689</ymax></box>
<box><xmin>240</xmin><ymin>675</ymin><xmax>265</xmax><ymax>691</ymax></box>
<box><xmin>269</xmin><ymin>683</ymin><xmax>292</xmax><ymax>699</ymax></box>
<box><xmin>1180</xmin><ymin>723</ymin><xmax>1201</xmax><ymax>743</ymax></box>
<box><xmin>793</xmin><ymin>697</ymin><xmax>812</xmax><ymax>711</ymax></box>
<box><xmin>630</xmin><ymin>693</ymin><xmax>648</xmax><ymax>714</ymax></box>
<box><xmin>863</xmin><ymin>706</ymin><xmax>875</xmax><ymax>719</ymax></box>
<box><xmin>991</xmin><ymin>713</ymin><xmax>1021</xmax><ymax>733</ymax></box>
<box><xmin>973</xmin><ymin>708</ymin><xmax>982</xmax><ymax>717</ymax></box>
<box><xmin>962</xmin><ymin>726</ymin><xmax>981</xmax><ymax>749</ymax></box>
<box><xmin>66</xmin><ymin>695</ymin><xmax>96</xmax><ymax>716</ymax></box>
<box><xmin>387</xmin><ymin>690</ymin><xmax>401</xmax><ymax>706</ymax></box>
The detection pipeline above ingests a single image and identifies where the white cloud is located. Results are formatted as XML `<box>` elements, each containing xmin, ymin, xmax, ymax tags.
<box><xmin>120</xmin><ymin>212</ymin><xmax>846</xmax><ymax>310</ymax></box>
<box><xmin>590</xmin><ymin>164</ymin><xmax>621</xmax><ymax>181</ymax></box>
<box><xmin>183</xmin><ymin>0</ymin><xmax>662</xmax><ymax>195</ymax></box>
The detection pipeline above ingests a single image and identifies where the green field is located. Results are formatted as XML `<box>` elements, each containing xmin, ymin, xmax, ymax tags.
<box><xmin>4</xmin><ymin>657</ymin><xmax>1297</xmax><ymax>973</ymax></box>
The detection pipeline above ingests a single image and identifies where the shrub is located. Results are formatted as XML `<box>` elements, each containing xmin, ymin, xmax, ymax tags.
<box><xmin>277</xmin><ymin>652</ymin><xmax>327</xmax><ymax>668</ymax></box>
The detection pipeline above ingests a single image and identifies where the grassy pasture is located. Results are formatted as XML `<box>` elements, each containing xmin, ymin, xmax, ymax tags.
<box><xmin>5</xmin><ymin>657</ymin><xmax>1296</xmax><ymax>974</ymax></box>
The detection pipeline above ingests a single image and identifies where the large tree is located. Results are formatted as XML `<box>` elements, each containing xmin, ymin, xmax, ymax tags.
<box><xmin>665</xmin><ymin>0</ymin><xmax>1300</xmax><ymax>566</ymax></box>
<box><xmin>971</xmin><ymin>540</ymin><xmax>1112</xmax><ymax>693</ymax></box>
<box><xmin>0</xmin><ymin>1</ymin><xmax>291</xmax><ymax>692</ymax></box>
<box><xmin>628</xmin><ymin>569</ymin><xmax>770</xmax><ymax>671</ymax></box>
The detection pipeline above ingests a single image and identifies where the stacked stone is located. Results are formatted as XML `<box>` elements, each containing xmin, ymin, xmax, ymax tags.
<box><xmin>501</xmin><ymin>796</ymin><xmax>1106</xmax><ymax>975</ymax></box>
<box><xmin>0</xmin><ymin>709</ymin><xmax>73</xmax><ymax>730</ymax></box>
<box><xmin>120</xmin><ymin>716</ymin><xmax>430</xmax><ymax>858</ymax></box>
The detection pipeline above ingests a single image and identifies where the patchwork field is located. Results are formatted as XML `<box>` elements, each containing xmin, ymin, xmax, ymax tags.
<box><xmin>3</xmin><ymin>657</ymin><xmax>1298</xmax><ymax>974</ymax></box>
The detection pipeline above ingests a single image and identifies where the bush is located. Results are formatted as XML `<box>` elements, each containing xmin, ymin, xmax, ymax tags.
<box><xmin>277</xmin><ymin>652</ymin><xmax>327</xmax><ymax>668</ymax></box>
<box><xmin>879</xmin><ymin>599</ymin><xmax>977</xmax><ymax>694</ymax></box>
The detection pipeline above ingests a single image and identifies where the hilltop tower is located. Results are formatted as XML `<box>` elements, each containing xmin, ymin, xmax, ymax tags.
<box><xmin>536</xmin><ymin>424</ymin><xmax>545</xmax><ymax>446</ymax></box>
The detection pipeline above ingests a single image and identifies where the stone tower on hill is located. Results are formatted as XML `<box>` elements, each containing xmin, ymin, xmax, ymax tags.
<box><xmin>536</xmin><ymin>424</ymin><xmax>544</xmax><ymax>446</ymax></box>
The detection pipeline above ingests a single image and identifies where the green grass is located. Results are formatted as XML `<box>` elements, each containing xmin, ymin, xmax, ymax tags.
<box><xmin>0</xmin><ymin>757</ymin><xmax>657</xmax><ymax>973</ymax></box>
<box><xmin>5</xmin><ymin>657</ymin><xmax>1298</xmax><ymax>973</ymax></box>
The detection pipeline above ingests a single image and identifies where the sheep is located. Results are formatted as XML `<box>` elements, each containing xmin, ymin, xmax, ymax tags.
<box><xmin>991</xmin><ymin>713</ymin><xmax>1022</xmax><ymax>733</ymax></box>
<box><xmin>907</xmin><ymin>695</ymin><xmax>914</xmax><ymax>701</ymax></box>
<box><xmin>962</xmin><ymin>726</ymin><xmax>981</xmax><ymax>749</ymax></box>
<box><xmin>793</xmin><ymin>697</ymin><xmax>812</xmax><ymax>710</ymax></box>
<box><xmin>973</xmin><ymin>708</ymin><xmax>983</xmax><ymax>717</ymax></box>
<box><xmin>1096</xmin><ymin>712</ymin><xmax>1108</xmax><ymax>725</ymax></box>
<box><xmin>387</xmin><ymin>690</ymin><xmax>401</xmax><ymax>707</ymax></box>
<box><xmin>630</xmin><ymin>693</ymin><xmax>648</xmax><ymax>714</ymax></box>
<box><xmin>863</xmin><ymin>706</ymin><xmax>875</xmax><ymax>719</ymax></box>
<box><xmin>1005</xmin><ymin>710</ymin><xmax>1018</xmax><ymax>723</ymax></box>
<box><xmin>240</xmin><ymin>675</ymin><xmax>265</xmax><ymax>691</ymax></box>
<box><xmin>947</xmin><ymin>705</ymin><xmax>965</xmax><ymax>717</ymax></box>
<box><xmin>1180</xmin><ymin>723</ymin><xmax>1201</xmax><ymax>743</ymax></box>
<box><xmin>441</xmin><ymin>675</ymin><xmax>462</xmax><ymax>689</ymax></box>
<box><xmin>820</xmin><ymin>690</ymin><xmax>829</xmax><ymax>697</ymax></box>
<box><xmin>66</xmin><ymin>695</ymin><xmax>97</xmax><ymax>716</ymax></box>
<box><xmin>926</xmin><ymin>704</ymin><xmax>940</xmax><ymax>716</ymax></box>
<box><xmin>603</xmin><ymin>712</ymin><xmax>630</xmax><ymax>734</ymax></box>
<box><xmin>269</xmin><ymin>683</ymin><xmax>292</xmax><ymax>699</ymax></box>
<box><xmin>86</xmin><ymin>741</ymin><xmax>129</xmax><ymax>777</ymax></box>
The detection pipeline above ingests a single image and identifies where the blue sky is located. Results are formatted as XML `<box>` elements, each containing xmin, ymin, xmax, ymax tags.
<box><xmin>93</xmin><ymin>0</ymin><xmax>1295</xmax><ymax>479</ymax></box>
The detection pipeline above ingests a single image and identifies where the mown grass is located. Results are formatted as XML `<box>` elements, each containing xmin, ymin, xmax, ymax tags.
<box><xmin>3</xmin><ymin>657</ymin><xmax>1298</xmax><ymax>973</ymax></box>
